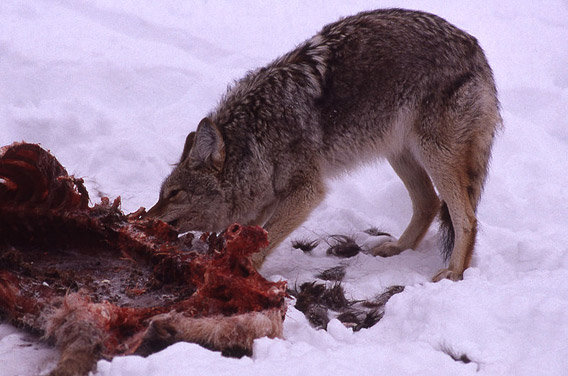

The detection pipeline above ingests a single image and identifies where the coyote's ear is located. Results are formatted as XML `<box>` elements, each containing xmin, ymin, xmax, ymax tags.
<box><xmin>179</xmin><ymin>131</ymin><xmax>195</xmax><ymax>164</ymax></box>
<box><xmin>188</xmin><ymin>117</ymin><xmax>225</xmax><ymax>170</ymax></box>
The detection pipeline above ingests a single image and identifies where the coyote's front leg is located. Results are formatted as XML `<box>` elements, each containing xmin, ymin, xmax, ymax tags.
<box><xmin>252</xmin><ymin>173</ymin><xmax>325</xmax><ymax>269</ymax></box>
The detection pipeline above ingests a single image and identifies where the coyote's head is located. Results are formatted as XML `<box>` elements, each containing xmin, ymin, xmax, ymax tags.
<box><xmin>146</xmin><ymin>118</ymin><xmax>233</xmax><ymax>232</ymax></box>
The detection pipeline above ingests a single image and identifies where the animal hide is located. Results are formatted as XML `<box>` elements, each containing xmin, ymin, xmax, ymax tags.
<box><xmin>0</xmin><ymin>143</ymin><xmax>287</xmax><ymax>376</ymax></box>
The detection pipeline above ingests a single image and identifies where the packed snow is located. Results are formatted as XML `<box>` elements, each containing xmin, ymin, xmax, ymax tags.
<box><xmin>1</xmin><ymin>0</ymin><xmax>568</xmax><ymax>375</ymax></box>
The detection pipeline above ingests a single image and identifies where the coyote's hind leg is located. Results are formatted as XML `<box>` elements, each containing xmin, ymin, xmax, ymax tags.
<box><xmin>372</xmin><ymin>151</ymin><xmax>440</xmax><ymax>257</ymax></box>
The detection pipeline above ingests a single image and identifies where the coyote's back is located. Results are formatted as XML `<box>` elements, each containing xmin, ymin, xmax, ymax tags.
<box><xmin>148</xmin><ymin>9</ymin><xmax>501</xmax><ymax>282</ymax></box>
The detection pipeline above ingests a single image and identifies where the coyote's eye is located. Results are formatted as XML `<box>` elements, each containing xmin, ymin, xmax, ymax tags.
<box><xmin>166</xmin><ymin>189</ymin><xmax>184</xmax><ymax>200</ymax></box>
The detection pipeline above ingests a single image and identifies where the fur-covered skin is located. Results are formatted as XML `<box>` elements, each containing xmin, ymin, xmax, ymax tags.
<box><xmin>148</xmin><ymin>8</ymin><xmax>501</xmax><ymax>282</ymax></box>
<box><xmin>42</xmin><ymin>294</ymin><xmax>284</xmax><ymax>375</ymax></box>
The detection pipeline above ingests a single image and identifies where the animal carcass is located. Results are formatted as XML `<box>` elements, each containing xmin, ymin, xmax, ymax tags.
<box><xmin>0</xmin><ymin>142</ymin><xmax>287</xmax><ymax>376</ymax></box>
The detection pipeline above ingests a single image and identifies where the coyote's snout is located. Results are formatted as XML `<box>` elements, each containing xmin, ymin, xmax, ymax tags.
<box><xmin>149</xmin><ymin>8</ymin><xmax>501</xmax><ymax>281</ymax></box>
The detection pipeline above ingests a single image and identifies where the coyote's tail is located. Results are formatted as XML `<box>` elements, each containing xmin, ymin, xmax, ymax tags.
<box><xmin>439</xmin><ymin>201</ymin><xmax>454</xmax><ymax>263</ymax></box>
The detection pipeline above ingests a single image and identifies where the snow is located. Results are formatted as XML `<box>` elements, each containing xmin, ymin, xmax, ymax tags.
<box><xmin>1</xmin><ymin>0</ymin><xmax>568</xmax><ymax>375</ymax></box>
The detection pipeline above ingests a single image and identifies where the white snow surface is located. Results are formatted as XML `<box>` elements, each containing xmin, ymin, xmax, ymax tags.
<box><xmin>1</xmin><ymin>1</ymin><xmax>568</xmax><ymax>375</ymax></box>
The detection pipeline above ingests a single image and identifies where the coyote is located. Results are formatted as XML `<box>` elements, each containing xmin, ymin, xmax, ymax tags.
<box><xmin>148</xmin><ymin>8</ymin><xmax>501</xmax><ymax>281</ymax></box>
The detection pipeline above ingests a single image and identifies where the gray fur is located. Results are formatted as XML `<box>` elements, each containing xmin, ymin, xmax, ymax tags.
<box><xmin>148</xmin><ymin>8</ymin><xmax>502</xmax><ymax>281</ymax></box>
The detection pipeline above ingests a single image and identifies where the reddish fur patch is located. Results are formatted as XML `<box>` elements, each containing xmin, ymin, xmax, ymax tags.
<box><xmin>463</xmin><ymin>219</ymin><xmax>477</xmax><ymax>269</ymax></box>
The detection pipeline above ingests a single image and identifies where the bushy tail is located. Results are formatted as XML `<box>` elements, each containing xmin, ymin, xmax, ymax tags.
<box><xmin>439</xmin><ymin>201</ymin><xmax>454</xmax><ymax>263</ymax></box>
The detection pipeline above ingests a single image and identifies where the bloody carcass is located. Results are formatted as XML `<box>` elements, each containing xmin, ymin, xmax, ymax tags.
<box><xmin>0</xmin><ymin>142</ymin><xmax>287</xmax><ymax>376</ymax></box>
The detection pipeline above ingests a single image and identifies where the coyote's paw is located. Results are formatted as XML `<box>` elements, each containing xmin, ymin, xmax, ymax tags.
<box><xmin>371</xmin><ymin>241</ymin><xmax>406</xmax><ymax>257</ymax></box>
<box><xmin>432</xmin><ymin>268</ymin><xmax>463</xmax><ymax>282</ymax></box>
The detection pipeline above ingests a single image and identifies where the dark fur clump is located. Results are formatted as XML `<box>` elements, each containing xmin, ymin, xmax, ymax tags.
<box><xmin>292</xmin><ymin>239</ymin><xmax>319</xmax><ymax>253</ymax></box>
<box><xmin>290</xmin><ymin>283</ymin><xmax>331</xmax><ymax>329</ymax></box>
<box><xmin>315</xmin><ymin>266</ymin><xmax>347</xmax><ymax>281</ymax></box>
<box><xmin>366</xmin><ymin>285</ymin><xmax>405</xmax><ymax>308</ymax></box>
<box><xmin>293</xmin><ymin>282</ymin><xmax>349</xmax><ymax>313</ymax></box>
<box><xmin>440</xmin><ymin>345</ymin><xmax>478</xmax><ymax>370</ymax></box>
<box><xmin>339</xmin><ymin>286</ymin><xmax>405</xmax><ymax>331</ymax></box>
<box><xmin>289</xmin><ymin>232</ymin><xmax>404</xmax><ymax>330</ymax></box>
<box><xmin>363</xmin><ymin>228</ymin><xmax>392</xmax><ymax>237</ymax></box>
<box><xmin>289</xmin><ymin>282</ymin><xmax>404</xmax><ymax>331</ymax></box>
<box><xmin>303</xmin><ymin>304</ymin><xmax>330</xmax><ymax>330</ymax></box>
<box><xmin>326</xmin><ymin>235</ymin><xmax>362</xmax><ymax>258</ymax></box>
<box><xmin>294</xmin><ymin>229</ymin><xmax>390</xmax><ymax>261</ymax></box>
<box><xmin>337</xmin><ymin>308</ymin><xmax>383</xmax><ymax>332</ymax></box>
<box><xmin>320</xmin><ymin>283</ymin><xmax>350</xmax><ymax>311</ymax></box>
<box><xmin>290</xmin><ymin>282</ymin><xmax>349</xmax><ymax>330</ymax></box>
